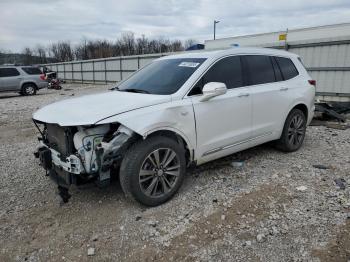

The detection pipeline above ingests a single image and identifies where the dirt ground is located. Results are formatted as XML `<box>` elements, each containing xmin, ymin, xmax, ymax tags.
<box><xmin>0</xmin><ymin>84</ymin><xmax>349</xmax><ymax>262</ymax></box>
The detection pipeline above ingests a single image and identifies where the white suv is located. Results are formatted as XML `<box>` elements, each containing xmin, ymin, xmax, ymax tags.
<box><xmin>33</xmin><ymin>47</ymin><xmax>315</xmax><ymax>206</ymax></box>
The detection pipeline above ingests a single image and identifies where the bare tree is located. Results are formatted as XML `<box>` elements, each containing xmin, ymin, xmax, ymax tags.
<box><xmin>120</xmin><ymin>32</ymin><xmax>135</xmax><ymax>55</ymax></box>
<box><xmin>35</xmin><ymin>45</ymin><xmax>47</xmax><ymax>64</ymax></box>
<box><xmin>184</xmin><ymin>38</ymin><xmax>198</xmax><ymax>49</ymax></box>
<box><xmin>136</xmin><ymin>35</ymin><xmax>148</xmax><ymax>54</ymax></box>
<box><xmin>11</xmin><ymin>33</ymin><xmax>200</xmax><ymax>63</ymax></box>
<box><xmin>22</xmin><ymin>47</ymin><xmax>33</xmax><ymax>65</ymax></box>
<box><xmin>50</xmin><ymin>41</ymin><xmax>73</xmax><ymax>62</ymax></box>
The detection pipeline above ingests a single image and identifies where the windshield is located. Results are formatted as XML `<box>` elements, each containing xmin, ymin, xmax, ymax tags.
<box><xmin>117</xmin><ymin>58</ymin><xmax>206</xmax><ymax>95</ymax></box>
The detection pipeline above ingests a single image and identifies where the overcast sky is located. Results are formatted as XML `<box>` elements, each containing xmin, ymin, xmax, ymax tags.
<box><xmin>1</xmin><ymin>0</ymin><xmax>350</xmax><ymax>52</ymax></box>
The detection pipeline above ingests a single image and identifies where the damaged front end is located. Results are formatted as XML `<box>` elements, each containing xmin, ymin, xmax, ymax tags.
<box><xmin>33</xmin><ymin>120</ymin><xmax>136</xmax><ymax>202</ymax></box>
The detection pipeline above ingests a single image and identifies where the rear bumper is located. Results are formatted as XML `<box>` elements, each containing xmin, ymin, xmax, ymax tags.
<box><xmin>37</xmin><ymin>81</ymin><xmax>48</xmax><ymax>89</ymax></box>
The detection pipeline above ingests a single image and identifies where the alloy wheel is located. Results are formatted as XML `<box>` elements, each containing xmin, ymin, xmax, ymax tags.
<box><xmin>287</xmin><ymin>114</ymin><xmax>305</xmax><ymax>147</ymax></box>
<box><xmin>25</xmin><ymin>86</ymin><xmax>35</xmax><ymax>95</ymax></box>
<box><xmin>139</xmin><ymin>148</ymin><xmax>180</xmax><ymax>198</ymax></box>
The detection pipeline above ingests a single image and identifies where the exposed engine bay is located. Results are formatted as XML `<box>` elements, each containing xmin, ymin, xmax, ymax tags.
<box><xmin>33</xmin><ymin>121</ymin><xmax>136</xmax><ymax>201</ymax></box>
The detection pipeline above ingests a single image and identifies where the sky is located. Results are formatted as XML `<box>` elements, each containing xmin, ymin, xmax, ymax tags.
<box><xmin>1</xmin><ymin>0</ymin><xmax>350</xmax><ymax>52</ymax></box>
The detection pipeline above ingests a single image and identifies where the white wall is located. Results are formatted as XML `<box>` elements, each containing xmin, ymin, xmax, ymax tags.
<box><xmin>46</xmin><ymin>24</ymin><xmax>350</xmax><ymax>102</ymax></box>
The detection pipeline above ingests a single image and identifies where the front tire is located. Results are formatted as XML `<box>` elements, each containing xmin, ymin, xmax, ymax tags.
<box><xmin>276</xmin><ymin>108</ymin><xmax>306</xmax><ymax>152</ymax></box>
<box><xmin>22</xmin><ymin>84</ymin><xmax>37</xmax><ymax>96</ymax></box>
<box><xmin>119</xmin><ymin>136</ymin><xmax>186</xmax><ymax>206</ymax></box>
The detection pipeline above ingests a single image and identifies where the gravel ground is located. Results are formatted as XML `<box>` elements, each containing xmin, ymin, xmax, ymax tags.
<box><xmin>0</xmin><ymin>84</ymin><xmax>349</xmax><ymax>262</ymax></box>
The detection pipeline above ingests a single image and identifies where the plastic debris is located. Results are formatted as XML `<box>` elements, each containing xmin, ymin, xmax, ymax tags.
<box><xmin>231</xmin><ymin>161</ymin><xmax>245</xmax><ymax>168</ymax></box>
<box><xmin>334</xmin><ymin>178</ymin><xmax>346</xmax><ymax>190</ymax></box>
<box><xmin>296</xmin><ymin>186</ymin><xmax>308</xmax><ymax>191</ymax></box>
<box><xmin>313</xmin><ymin>164</ymin><xmax>330</xmax><ymax>169</ymax></box>
<box><xmin>87</xmin><ymin>247</ymin><xmax>95</xmax><ymax>256</ymax></box>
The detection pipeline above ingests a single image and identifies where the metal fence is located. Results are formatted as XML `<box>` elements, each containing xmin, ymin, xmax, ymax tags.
<box><xmin>46</xmin><ymin>39</ymin><xmax>350</xmax><ymax>102</ymax></box>
<box><xmin>46</xmin><ymin>53</ymin><xmax>165</xmax><ymax>84</ymax></box>
<box><xmin>284</xmin><ymin>39</ymin><xmax>350</xmax><ymax>102</ymax></box>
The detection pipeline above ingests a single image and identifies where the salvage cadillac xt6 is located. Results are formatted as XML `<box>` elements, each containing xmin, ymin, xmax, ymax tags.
<box><xmin>33</xmin><ymin>48</ymin><xmax>315</xmax><ymax>206</ymax></box>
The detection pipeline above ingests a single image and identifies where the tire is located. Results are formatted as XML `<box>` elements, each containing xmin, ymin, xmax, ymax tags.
<box><xmin>276</xmin><ymin>108</ymin><xmax>307</xmax><ymax>152</ymax></box>
<box><xmin>22</xmin><ymin>83</ymin><xmax>37</xmax><ymax>96</ymax></box>
<box><xmin>119</xmin><ymin>136</ymin><xmax>186</xmax><ymax>206</ymax></box>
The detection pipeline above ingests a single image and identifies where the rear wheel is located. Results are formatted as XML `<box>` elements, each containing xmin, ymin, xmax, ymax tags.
<box><xmin>22</xmin><ymin>83</ymin><xmax>37</xmax><ymax>96</ymax></box>
<box><xmin>276</xmin><ymin>109</ymin><xmax>306</xmax><ymax>152</ymax></box>
<box><xmin>119</xmin><ymin>136</ymin><xmax>186</xmax><ymax>206</ymax></box>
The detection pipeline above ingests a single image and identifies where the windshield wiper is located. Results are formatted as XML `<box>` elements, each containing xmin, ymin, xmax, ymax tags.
<box><xmin>122</xmin><ymin>88</ymin><xmax>150</xmax><ymax>94</ymax></box>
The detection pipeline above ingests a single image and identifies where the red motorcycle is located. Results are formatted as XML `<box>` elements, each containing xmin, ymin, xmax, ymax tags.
<box><xmin>46</xmin><ymin>72</ymin><xmax>62</xmax><ymax>90</ymax></box>
<box><xmin>48</xmin><ymin>78</ymin><xmax>62</xmax><ymax>90</ymax></box>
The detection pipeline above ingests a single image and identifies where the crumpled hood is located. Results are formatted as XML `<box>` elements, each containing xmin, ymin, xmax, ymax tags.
<box><xmin>33</xmin><ymin>91</ymin><xmax>171</xmax><ymax>126</ymax></box>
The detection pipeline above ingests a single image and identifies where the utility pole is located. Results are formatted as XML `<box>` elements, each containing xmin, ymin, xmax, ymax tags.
<box><xmin>214</xmin><ymin>20</ymin><xmax>220</xmax><ymax>40</ymax></box>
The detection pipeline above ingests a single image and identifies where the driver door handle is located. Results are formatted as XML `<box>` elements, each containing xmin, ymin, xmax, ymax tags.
<box><xmin>280</xmin><ymin>87</ymin><xmax>288</xmax><ymax>91</ymax></box>
<box><xmin>238</xmin><ymin>93</ymin><xmax>250</xmax><ymax>97</ymax></box>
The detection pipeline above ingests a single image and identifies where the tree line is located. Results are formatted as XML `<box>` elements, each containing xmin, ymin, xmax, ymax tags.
<box><xmin>1</xmin><ymin>32</ymin><xmax>197</xmax><ymax>65</ymax></box>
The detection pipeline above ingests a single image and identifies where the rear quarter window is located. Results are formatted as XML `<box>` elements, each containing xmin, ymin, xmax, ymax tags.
<box><xmin>0</xmin><ymin>68</ymin><xmax>20</xmax><ymax>77</ymax></box>
<box><xmin>275</xmin><ymin>57</ymin><xmax>299</xmax><ymax>80</ymax></box>
<box><xmin>21</xmin><ymin>67</ymin><xmax>42</xmax><ymax>75</ymax></box>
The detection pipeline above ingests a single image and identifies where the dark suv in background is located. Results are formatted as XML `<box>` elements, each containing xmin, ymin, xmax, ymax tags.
<box><xmin>0</xmin><ymin>66</ymin><xmax>48</xmax><ymax>95</ymax></box>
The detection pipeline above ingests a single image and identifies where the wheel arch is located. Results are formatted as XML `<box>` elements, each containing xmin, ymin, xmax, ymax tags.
<box><xmin>276</xmin><ymin>102</ymin><xmax>308</xmax><ymax>152</ymax></box>
<box><xmin>144</xmin><ymin>127</ymin><xmax>194</xmax><ymax>165</ymax></box>
<box><xmin>291</xmin><ymin>103</ymin><xmax>308</xmax><ymax>120</ymax></box>
<box><xmin>277</xmin><ymin>102</ymin><xmax>309</xmax><ymax>139</ymax></box>
<box><xmin>22</xmin><ymin>81</ymin><xmax>38</xmax><ymax>90</ymax></box>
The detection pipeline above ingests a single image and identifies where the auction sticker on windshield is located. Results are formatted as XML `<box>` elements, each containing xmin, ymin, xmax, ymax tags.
<box><xmin>178</xmin><ymin>62</ymin><xmax>200</xmax><ymax>68</ymax></box>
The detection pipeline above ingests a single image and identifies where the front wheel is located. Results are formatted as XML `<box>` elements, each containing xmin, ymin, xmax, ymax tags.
<box><xmin>276</xmin><ymin>108</ymin><xmax>306</xmax><ymax>152</ymax></box>
<box><xmin>119</xmin><ymin>136</ymin><xmax>186</xmax><ymax>206</ymax></box>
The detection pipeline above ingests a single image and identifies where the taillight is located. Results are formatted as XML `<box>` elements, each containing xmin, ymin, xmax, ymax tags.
<box><xmin>40</xmin><ymin>74</ymin><xmax>46</xmax><ymax>80</ymax></box>
<box><xmin>308</xmin><ymin>80</ymin><xmax>316</xmax><ymax>86</ymax></box>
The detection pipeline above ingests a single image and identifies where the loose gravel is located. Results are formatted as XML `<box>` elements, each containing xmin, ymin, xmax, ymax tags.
<box><xmin>0</xmin><ymin>84</ymin><xmax>349</xmax><ymax>262</ymax></box>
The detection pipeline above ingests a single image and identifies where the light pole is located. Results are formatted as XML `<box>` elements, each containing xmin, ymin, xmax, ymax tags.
<box><xmin>214</xmin><ymin>20</ymin><xmax>220</xmax><ymax>40</ymax></box>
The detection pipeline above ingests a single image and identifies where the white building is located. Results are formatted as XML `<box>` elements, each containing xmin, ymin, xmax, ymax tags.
<box><xmin>47</xmin><ymin>23</ymin><xmax>350</xmax><ymax>103</ymax></box>
<box><xmin>205</xmin><ymin>23</ymin><xmax>350</xmax><ymax>102</ymax></box>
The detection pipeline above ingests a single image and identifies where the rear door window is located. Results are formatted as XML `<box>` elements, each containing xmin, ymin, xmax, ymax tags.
<box><xmin>275</xmin><ymin>57</ymin><xmax>299</xmax><ymax>80</ymax></box>
<box><xmin>243</xmin><ymin>55</ymin><xmax>275</xmax><ymax>86</ymax></box>
<box><xmin>0</xmin><ymin>68</ymin><xmax>20</xmax><ymax>77</ymax></box>
<box><xmin>21</xmin><ymin>67</ymin><xmax>42</xmax><ymax>75</ymax></box>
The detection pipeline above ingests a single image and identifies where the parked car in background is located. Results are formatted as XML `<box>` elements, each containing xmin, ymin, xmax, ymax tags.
<box><xmin>33</xmin><ymin>47</ymin><xmax>315</xmax><ymax>206</ymax></box>
<box><xmin>0</xmin><ymin>65</ymin><xmax>48</xmax><ymax>95</ymax></box>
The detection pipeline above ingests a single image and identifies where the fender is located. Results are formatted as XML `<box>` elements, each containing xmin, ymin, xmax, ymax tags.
<box><xmin>143</xmin><ymin>126</ymin><xmax>194</xmax><ymax>158</ymax></box>
<box><xmin>106</xmin><ymin>123</ymin><xmax>195</xmax><ymax>162</ymax></box>
<box><xmin>96</xmin><ymin>99</ymin><xmax>197</xmax><ymax>159</ymax></box>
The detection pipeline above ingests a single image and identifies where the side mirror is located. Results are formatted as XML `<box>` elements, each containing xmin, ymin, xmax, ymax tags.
<box><xmin>200</xmin><ymin>82</ymin><xmax>227</xmax><ymax>102</ymax></box>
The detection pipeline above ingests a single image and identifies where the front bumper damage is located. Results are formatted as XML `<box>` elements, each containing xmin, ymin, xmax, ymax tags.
<box><xmin>33</xmin><ymin>120</ymin><xmax>135</xmax><ymax>202</ymax></box>
<box><xmin>34</xmin><ymin>144</ymin><xmax>83</xmax><ymax>185</ymax></box>
<box><xmin>34</xmin><ymin>145</ymin><xmax>82</xmax><ymax>203</ymax></box>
